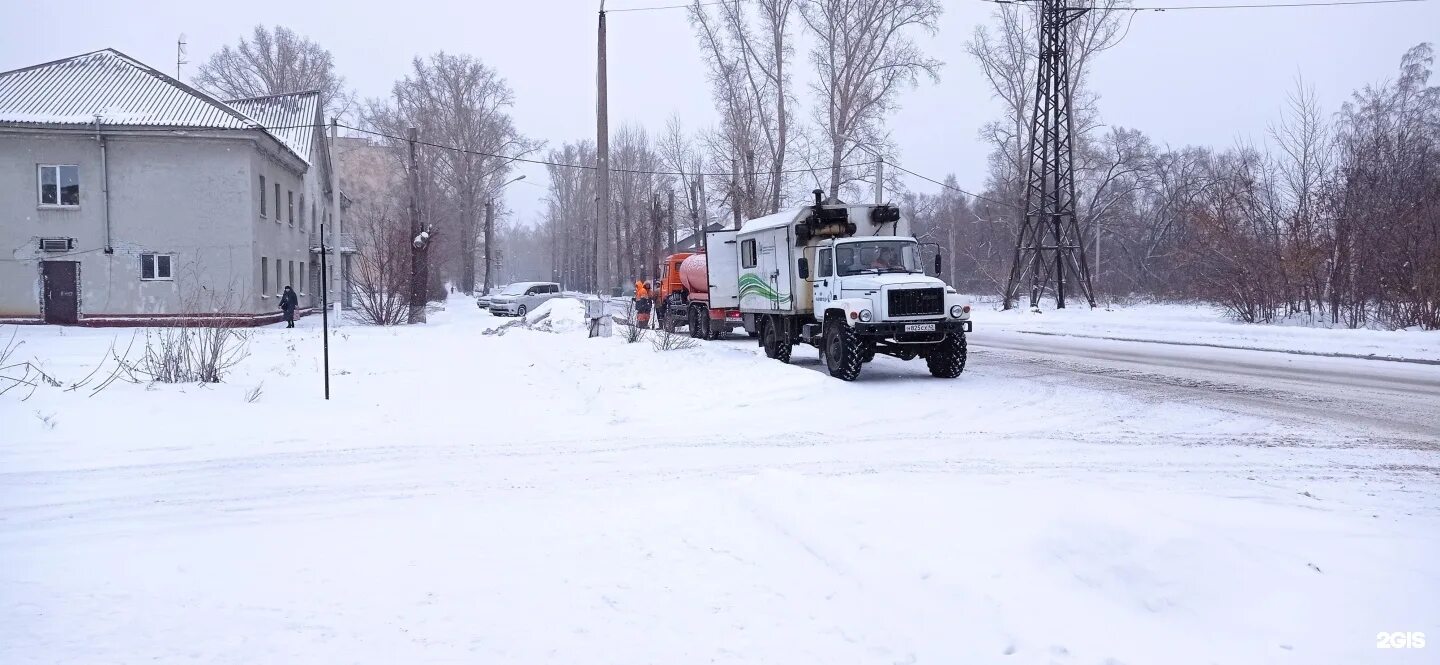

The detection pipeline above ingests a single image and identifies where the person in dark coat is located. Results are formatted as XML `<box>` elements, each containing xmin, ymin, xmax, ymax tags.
<box><xmin>279</xmin><ymin>285</ymin><xmax>299</xmax><ymax>328</ymax></box>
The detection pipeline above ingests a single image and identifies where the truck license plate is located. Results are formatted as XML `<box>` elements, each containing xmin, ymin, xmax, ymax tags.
<box><xmin>904</xmin><ymin>323</ymin><xmax>936</xmax><ymax>332</ymax></box>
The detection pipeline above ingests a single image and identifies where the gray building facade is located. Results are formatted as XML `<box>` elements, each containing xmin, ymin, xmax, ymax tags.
<box><xmin>0</xmin><ymin>49</ymin><xmax>346</xmax><ymax>325</ymax></box>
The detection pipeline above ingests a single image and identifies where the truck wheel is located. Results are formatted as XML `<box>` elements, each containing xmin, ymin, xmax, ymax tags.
<box><xmin>764</xmin><ymin>315</ymin><xmax>791</xmax><ymax>364</ymax></box>
<box><xmin>824</xmin><ymin>320</ymin><xmax>863</xmax><ymax>381</ymax></box>
<box><xmin>688</xmin><ymin>307</ymin><xmax>703</xmax><ymax>338</ymax></box>
<box><xmin>925</xmin><ymin>332</ymin><xmax>968</xmax><ymax>378</ymax></box>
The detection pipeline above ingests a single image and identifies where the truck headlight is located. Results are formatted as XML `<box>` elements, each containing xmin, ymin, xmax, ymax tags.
<box><xmin>858</xmin><ymin>309</ymin><xmax>872</xmax><ymax>322</ymax></box>
<box><xmin>950</xmin><ymin>304</ymin><xmax>965</xmax><ymax>318</ymax></box>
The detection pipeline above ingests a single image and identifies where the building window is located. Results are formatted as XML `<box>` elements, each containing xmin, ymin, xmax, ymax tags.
<box><xmin>259</xmin><ymin>175</ymin><xmax>267</xmax><ymax>217</ymax></box>
<box><xmin>741</xmin><ymin>239</ymin><xmax>758</xmax><ymax>268</ymax></box>
<box><xmin>274</xmin><ymin>183</ymin><xmax>281</xmax><ymax>223</ymax></box>
<box><xmin>141</xmin><ymin>253</ymin><xmax>173</xmax><ymax>280</ymax></box>
<box><xmin>288</xmin><ymin>260</ymin><xmax>295</xmax><ymax>290</ymax></box>
<box><xmin>38</xmin><ymin>165</ymin><xmax>80</xmax><ymax>207</ymax></box>
<box><xmin>311</xmin><ymin>202</ymin><xmax>316</xmax><ymax>229</ymax></box>
<box><xmin>300</xmin><ymin>194</ymin><xmax>306</xmax><ymax>229</ymax></box>
<box><xmin>261</xmin><ymin>257</ymin><xmax>269</xmax><ymax>294</ymax></box>
<box><xmin>299</xmin><ymin>261</ymin><xmax>306</xmax><ymax>293</ymax></box>
<box><xmin>275</xmin><ymin>261</ymin><xmax>282</xmax><ymax>295</ymax></box>
<box><xmin>288</xmin><ymin>191</ymin><xmax>295</xmax><ymax>225</ymax></box>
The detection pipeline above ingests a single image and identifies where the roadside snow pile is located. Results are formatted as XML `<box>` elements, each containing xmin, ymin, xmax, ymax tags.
<box><xmin>974</xmin><ymin>299</ymin><xmax>1440</xmax><ymax>362</ymax></box>
<box><xmin>524</xmin><ymin>297</ymin><xmax>588</xmax><ymax>334</ymax></box>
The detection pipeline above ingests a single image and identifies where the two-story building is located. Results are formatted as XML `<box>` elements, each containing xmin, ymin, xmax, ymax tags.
<box><xmin>0</xmin><ymin>48</ymin><xmax>350</xmax><ymax>325</ymax></box>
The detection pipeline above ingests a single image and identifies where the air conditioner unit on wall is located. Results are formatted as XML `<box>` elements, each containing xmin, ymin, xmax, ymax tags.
<box><xmin>39</xmin><ymin>238</ymin><xmax>74</xmax><ymax>252</ymax></box>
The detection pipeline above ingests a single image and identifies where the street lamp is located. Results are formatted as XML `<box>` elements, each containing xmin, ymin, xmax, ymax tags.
<box><xmin>483</xmin><ymin>175</ymin><xmax>526</xmax><ymax>293</ymax></box>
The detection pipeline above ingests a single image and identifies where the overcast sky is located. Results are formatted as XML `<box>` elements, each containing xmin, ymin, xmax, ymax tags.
<box><xmin>4</xmin><ymin>0</ymin><xmax>1437</xmax><ymax>223</ymax></box>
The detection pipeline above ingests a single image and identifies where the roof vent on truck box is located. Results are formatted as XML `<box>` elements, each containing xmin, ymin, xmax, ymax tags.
<box><xmin>796</xmin><ymin>188</ymin><xmax>854</xmax><ymax>245</ymax></box>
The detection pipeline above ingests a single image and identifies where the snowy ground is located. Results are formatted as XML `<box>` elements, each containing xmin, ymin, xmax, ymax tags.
<box><xmin>975</xmin><ymin>298</ymin><xmax>1440</xmax><ymax>362</ymax></box>
<box><xmin>3</xmin><ymin>296</ymin><xmax>1438</xmax><ymax>664</ymax></box>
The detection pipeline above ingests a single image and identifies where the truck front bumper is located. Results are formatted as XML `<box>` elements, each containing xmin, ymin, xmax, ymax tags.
<box><xmin>854</xmin><ymin>319</ymin><xmax>970</xmax><ymax>341</ymax></box>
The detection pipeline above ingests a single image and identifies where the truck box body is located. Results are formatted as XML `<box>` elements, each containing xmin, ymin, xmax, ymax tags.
<box><xmin>729</xmin><ymin>204</ymin><xmax>911</xmax><ymax>317</ymax></box>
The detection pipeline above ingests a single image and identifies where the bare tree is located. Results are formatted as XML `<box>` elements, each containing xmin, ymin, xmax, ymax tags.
<box><xmin>366</xmin><ymin>53</ymin><xmax>533</xmax><ymax>296</ymax></box>
<box><xmin>689</xmin><ymin>0</ymin><xmax>798</xmax><ymax>214</ymax></box>
<box><xmin>799</xmin><ymin>0</ymin><xmax>942</xmax><ymax>201</ymax></box>
<box><xmin>193</xmin><ymin>25</ymin><xmax>353</xmax><ymax>117</ymax></box>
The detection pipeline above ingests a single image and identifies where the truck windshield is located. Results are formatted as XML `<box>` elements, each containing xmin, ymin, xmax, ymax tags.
<box><xmin>834</xmin><ymin>241</ymin><xmax>920</xmax><ymax>276</ymax></box>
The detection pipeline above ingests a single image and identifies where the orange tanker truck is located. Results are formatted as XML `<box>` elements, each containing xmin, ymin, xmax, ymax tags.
<box><xmin>652</xmin><ymin>248</ymin><xmax>746</xmax><ymax>339</ymax></box>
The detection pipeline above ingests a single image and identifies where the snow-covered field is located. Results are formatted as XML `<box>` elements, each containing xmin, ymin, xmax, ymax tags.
<box><xmin>3</xmin><ymin>296</ymin><xmax>1438</xmax><ymax>664</ymax></box>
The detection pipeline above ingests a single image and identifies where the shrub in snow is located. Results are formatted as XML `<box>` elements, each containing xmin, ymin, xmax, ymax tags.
<box><xmin>650</xmin><ymin>329</ymin><xmax>698</xmax><ymax>352</ymax></box>
<box><xmin>133</xmin><ymin>325</ymin><xmax>250</xmax><ymax>384</ymax></box>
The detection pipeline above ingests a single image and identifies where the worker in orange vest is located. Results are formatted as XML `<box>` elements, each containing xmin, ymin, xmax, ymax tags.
<box><xmin>634</xmin><ymin>279</ymin><xmax>653</xmax><ymax>327</ymax></box>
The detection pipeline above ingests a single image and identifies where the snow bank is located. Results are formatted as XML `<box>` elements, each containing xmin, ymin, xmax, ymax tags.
<box><xmin>973</xmin><ymin>299</ymin><xmax>1440</xmax><ymax>362</ymax></box>
<box><xmin>523</xmin><ymin>296</ymin><xmax>589</xmax><ymax>333</ymax></box>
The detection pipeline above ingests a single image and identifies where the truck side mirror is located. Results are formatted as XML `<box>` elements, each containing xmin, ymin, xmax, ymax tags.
<box><xmin>797</xmin><ymin>257</ymin><xmax>810</xmax><ymax>279</ymax></box>
<box><xmin>933</xmin><ymin>254</ymin><xmax>943</xmax><ymax>276</ymax></box>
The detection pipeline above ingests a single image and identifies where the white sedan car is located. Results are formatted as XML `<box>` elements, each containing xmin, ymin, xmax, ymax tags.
<box><xmin>488</xmin><ymin>282</ymin><xmax>562</xmax><ymax>317</ymax></box>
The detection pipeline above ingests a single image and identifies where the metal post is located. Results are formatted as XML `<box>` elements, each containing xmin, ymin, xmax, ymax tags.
<box><xmin>320</xmin><ymin>222</ymin><xmax>330</xmax><ymax>400</ymax></box>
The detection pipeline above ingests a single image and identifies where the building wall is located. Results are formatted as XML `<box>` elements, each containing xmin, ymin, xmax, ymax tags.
<box><xmin>247</xmin><ymin>140</ymin><xmax>311</xmax><ymax>315</ymax></box>
<box><xmin>0</xmin><ymin>129</ymin><xmax>310</xmax><ymax>320</ymax></box>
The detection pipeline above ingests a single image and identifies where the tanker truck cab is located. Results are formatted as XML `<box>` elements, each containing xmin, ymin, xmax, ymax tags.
<box><xmin>732</xmin><ymin>190</ymin><xmax>972</xmax><ymax>381</ymax></box>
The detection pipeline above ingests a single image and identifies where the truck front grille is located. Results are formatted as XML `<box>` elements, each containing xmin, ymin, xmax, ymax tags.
<box><xmin>887</xmin><ymin>288</ymin><xmax>944</xmax><ymax>317</ymax></box>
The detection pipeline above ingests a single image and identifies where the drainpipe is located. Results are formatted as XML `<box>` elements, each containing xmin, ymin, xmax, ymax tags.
<box><xmin>94</xmin><ymin>114</ymin><xmax>113</xmax><ymax>254</ymax></box>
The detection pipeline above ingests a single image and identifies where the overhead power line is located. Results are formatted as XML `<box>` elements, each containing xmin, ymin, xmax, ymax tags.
<box><xmin>885</xmin><ymin>162</ymin><xmax>1019</xmax><ymax>210</ymax></box>
<box><xmin>336</xmin><ymin>122</ymin><xmax>880</xmax><ymax>179</ymax></box>
<box><xmin>608</xmin><ymin>0</ymin><xmax>737</xmax><ymax>13</ymax></box>
<box><xmin>984</xmin><ymin>0</ymin><xmax>1428</xmax><ymax>10</ymax></box>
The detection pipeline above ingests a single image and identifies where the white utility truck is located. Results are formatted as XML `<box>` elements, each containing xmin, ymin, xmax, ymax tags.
<box><xmin>706</xmin><ymin>190</ymin><xmax>972</xmax><ymax>381</ymax></box>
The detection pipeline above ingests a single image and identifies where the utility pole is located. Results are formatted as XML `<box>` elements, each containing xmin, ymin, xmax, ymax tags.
<box><xmin>596</xmin><ymin>2</ymin><xmax>613</xmax><ymax>296</ymax></box>
<box><xmin>689</xmin><ymin>180</ymin><xmax>700</xmax><ymax>251</ymax></box>
<box><xmin>696</xmin><ymin>174</ymin><xmax>709</xmax><ymax>249</ymax></box>
<box><xmin>483</xmin><ymin>198</ymin><xmax>495</xmax><ymax>292</ymax></box>
<box><xmin>330</xmin><ymin>119</ymin><xmax>343</xmax><ymax>315</ymax></box>
<box><xmin>874</xmin><ymin>158</ymin><xmax>884</xmax><ymax>205</ymax></box>
<box><xmin>176</xmin><ymin>35</ymin><xmax>188</xmax><ymax>79</ymax></box>
<box><xmin>406</xmin><ymin>127</ymin><xmax>427</xmax><ymax>323</ymax></box>
<box><xmin>731</xmin><ymin>158</ymin><xmax>742</xmax><ymax>228</ymax></box>
<box><xmin>1003</xmin><ymin>0</ymin><xmax>1096</xmax><ymax>310</ymax></box>
<box><xmin>667</xmin><ymin>189</ymin><xmax>676</xmax><ymax>254</ymax></box>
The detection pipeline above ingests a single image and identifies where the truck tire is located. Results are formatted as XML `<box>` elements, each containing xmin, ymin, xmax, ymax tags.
<box><xmin>517</xmin><ymin>305</ymin><xmax>528</xmax><ymax>318</ymax></box>
<box><xmin>824</xmin><ymin>320</ymin><xmax>863</xmax><ymax>381</ymax></box>
<box><xmin>688</xmin><ymin>307</ymin><xmax>703</xmax><ymax>338</ymax></box>
<box><xmin>925</xmin><ymin>331</ymin><xmax>967</xmax><ymax>378</ymax></box>
<box><xmin>764</xmin><ymin>315</ymin><xmax>791</xmax><ymax>364</ymax></box>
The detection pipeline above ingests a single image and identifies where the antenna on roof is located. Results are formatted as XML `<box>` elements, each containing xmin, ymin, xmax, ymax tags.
<box><xmin>176</xmin><ymin>34</ymin><xmax>188</xmax><ymax>79</ymax></box>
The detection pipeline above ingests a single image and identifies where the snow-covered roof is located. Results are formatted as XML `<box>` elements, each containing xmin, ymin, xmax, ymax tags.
<box><xmin>0</xmin><ymin>49</ymin><xmax>260</xmax><ymax>130</ymax></box>
<box><xmin>226</xmin><ymin>91</ymin><xmax>320</xmax><ymax>164</ymax></box>
<box><xmin>738</xmin><ymin>208</ymin><xmax>808</xmax><ymax>235</ymax></box>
